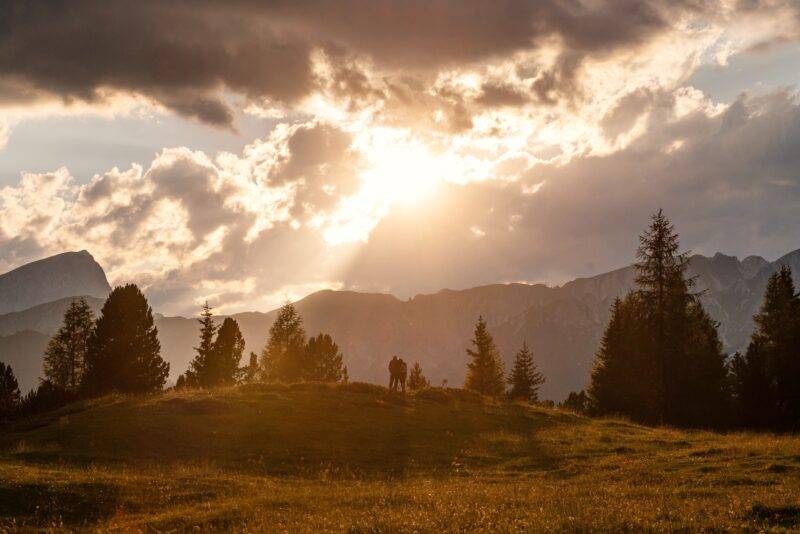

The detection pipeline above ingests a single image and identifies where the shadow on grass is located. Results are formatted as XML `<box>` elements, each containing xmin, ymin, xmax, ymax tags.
<box><xmin>0</xmin><ymin>482</ymin><xmax>119</xmax><ymax>526</ymax></box>
<box><xmin>747</xmin><ymin>503</ymin><xmax>800</xmax><ymax>528</ymax></box>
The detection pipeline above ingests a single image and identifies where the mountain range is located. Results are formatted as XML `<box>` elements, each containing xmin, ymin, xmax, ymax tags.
<box><xmin>1</xmin><ymin>248</ymin><xmax>798</xmax><ymax>399</ymax></box>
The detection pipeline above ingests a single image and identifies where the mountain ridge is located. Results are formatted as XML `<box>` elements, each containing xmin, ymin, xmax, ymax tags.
<box><xmin>1</xmin><ymin>248</ymin><xmax>798</xmax><ymax>398</ymax></box>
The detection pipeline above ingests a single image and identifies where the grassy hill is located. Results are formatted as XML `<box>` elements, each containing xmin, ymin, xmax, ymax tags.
<box><xmin>2</xmin><ymin>383</ymin><xmax>800</xmax><ymax>531</ymax></box>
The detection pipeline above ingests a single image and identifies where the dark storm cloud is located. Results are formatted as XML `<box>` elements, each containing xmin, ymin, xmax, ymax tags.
<box><xmin>1</xmin><ymin>0</ymin><xmax>714</xmax><ymax>125</ymax></box>
<box><xmin>342</xmin><ymin>90</ymin><xmax>800</xmax><ymax>296</ymax></box>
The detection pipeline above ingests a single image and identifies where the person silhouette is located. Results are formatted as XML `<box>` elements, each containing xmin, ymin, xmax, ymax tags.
<box><xmin>397</xmin><ymin>358</ymin><xmax>408</xmax><ymax>393</ymax></box>
<box><xmin>388</xmin><ymin>356</ymin><xmax>399</xmax><ymax>391</ymax></box>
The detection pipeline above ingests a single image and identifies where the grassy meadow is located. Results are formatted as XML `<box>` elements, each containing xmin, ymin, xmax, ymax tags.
<box><xmin>1</xmin><ymin>382</ymin><xmax>800</xmax><ymax>531</ymax></box>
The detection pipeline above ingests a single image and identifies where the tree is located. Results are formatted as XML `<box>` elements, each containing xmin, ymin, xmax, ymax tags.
<box><xmin>186</xmin><ymin>302</ymin><xmax>217</xmax><ymax>388</ymax></box>
<box><xmin>260</xmin><ymin>301</ymin><xmax>307</xmax><ymax>382</ymax></box>
<box><xmin>241</xmin><ymin>352</ymin><xmax>260</xmax><ymax>383</ymax></box>
<box><xmin>731</xmin><ymin>266</ymin><xmax>800</xmax><ymax>429</ymax></box>
<box><xmin>464</xmin><ymin>316</ymin><xmax>506</xmax><ymax>398</ymax></box>
<box><xmin>83</xmin><ymin>284</ymin><xmax>169</xmax><ymax>395</ymax></box>
<box><xmin>17</xmin><ymin>379</ymin><xmax>75</xmax><ymax>416</ymax></box>
<box><xmin>210</xmin><ymin>317</ymin><xmax>245</xmax><ymax>386</ymax></box>
<box><xmin>561</xmin><ymin>390</ymin><xmax>589</xmax><ymax>414</ymax></box>
<box><xmin>507</xmin><ymin>342</ymin><xmax>545</xmax><ymax>403</ymax></box>
<box><xmin>588</xmin><ymin>211</ymin><xmax>729</xmax><ymax>427</ymax></box>
<box><xmin>407</xmin><ymin>361</ymin><xmax>430</xmax><ymax>390</ymax></box>
<box><xmin>43</xmin><ymin>298</ymin><xmax>94</xmax><ymax>393</ymax></box>
<box><xmin>0</xmin><ymin>362</ymin><xmax>20</xmax><ymax>418</ymax></box>
<box><xmin>305</xmin><ymin>333</ymin><xmax>347</xmax><ymax>382</ymax></box>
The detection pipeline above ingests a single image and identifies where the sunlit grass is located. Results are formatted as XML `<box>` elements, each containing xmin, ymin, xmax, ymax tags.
<box><xmin>1</xmin><ymin>383</ymin><xmax>799</xmax><ymax>530</ymax></box>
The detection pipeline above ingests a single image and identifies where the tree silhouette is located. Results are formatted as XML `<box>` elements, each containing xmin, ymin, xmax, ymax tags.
<box><xmin>561</xmin><ymin>390</ymin><xmax>589</xmax><ymax>414</ymax></box>
<box><xmin>731</xmin><ymin>266</ymin><xmax>800</xmax><ymax>429</ymax></box>
<box><xmin>83</xmin><ymin>284</ymin><xmax>169</xmax><ymax>395</ymax></box>
<box><xmin>464</xmin><ymin>316</ymin><xmax>505</xmax><ymax>398</ymax></box>
<box><xmin>0</xmin><ymin>362</ymin><xmax>20</xmax><ymax>418</ymax></box>
<box><xmin>261</xmin><ymin>301</ymin><xmax>307</xmax><ymax>382</ymax></box>
<box><xmin>507</xmin><ymin>342</ymin><xmax>545</xmax><ymax>403</ymax></box>
<box><xmin>185</xmin><ymin>302</ymin><xmax>217</xmax><ymax>388</ymax></box>
<box><xmin>210</xmin><ymin>317</ymin><xmax>245</xmax><ymax>386</ymax></box>
<box><xmin>305</xmin><ymin>333</ymin><xmax>347</xmax><ymax>382</ymax></box>
<box><xmin>241</xmin><ymin>352</ymin><xmax>259</xmax><ymax>383</ymax></box>
<box><xmin>407</xmin><ymin>361</ymin><xmax>430</xmax><ymax>390</ymax></box>
<box><xmin>588</xmin><ymin>211</ymin><xmax>728</xmax><ymax>427</ymax></box>
<box><xmin>43</xmin><ymin>298</ymin><xmax>94</xmax><ymax>393</ymax></box>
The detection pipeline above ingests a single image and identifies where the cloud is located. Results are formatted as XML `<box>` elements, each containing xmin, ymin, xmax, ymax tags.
<box><xmin>341</xmin><ymin>90</ymin><xmax>800</xmax><ymax>295</ymax></box>
<box><xmin>0</xmin><ymin>0</ymin><xmax>731</xmax><ymax>129</ymax></box>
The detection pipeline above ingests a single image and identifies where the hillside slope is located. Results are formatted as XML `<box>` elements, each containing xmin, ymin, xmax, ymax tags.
<box><xmin>1</xmin><ymin>384</ymin><xmax>799</xmax><ymax>531</ymax></box>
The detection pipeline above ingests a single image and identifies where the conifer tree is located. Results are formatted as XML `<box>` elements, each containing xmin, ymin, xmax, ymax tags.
<box><xmin>561</xmin><ymin>390</ymin><xmax>589</xmax><ymax>414</ymax></box>
<box><xmin>261</xmin><ymin>301</ymin><xmax>307</xmax><ymax>382</ymax></box>
<box><xmin>464</xmin><ymin>316</ymin><xmax>506</xmax><ymax>398</ymax></box>
<box><xmin>0</xmin><ymin>362</ymin><xmax>20</xmax><ymax>417</ymax></box>
<box><xmin>242</xmin><ymin>352</ymin><xmax>259</xmax><ymax>383</ymax></box>
<box><xmin>210</xmin><ymin>317</ymin><xmax>245</xmax><ymax>386</ymax></box>
<box><xmin>407</xmin><ymin>361</ymin><xmax>430</xmax><ymax>390</ymax></box>
<box><xmin>186</xmin><ymin>302</ymin><xmax>217</xmax><ymax>388</ymax></box>
<box><xmin>43</xmin><ymin>298</ymin><xmax>94</xmax><ymax>393</ymax></box>
<box><xmin>83</xmin><ymin>284</ymin><xmax>169</xmax><ymax>395</ymax></box>
<box><xmin>507</xmin><ymin>342</ymin><xmax>545</xmax><ymax>403</ymax></box>
<box><xmin>304</xmin><ymin>333</ymin><xmax>347</xmax><ymax>382</ymax></box>
<box><xmin>588</xmin><ymin>211</ymin><xmax>729</xmax><ymax>426</ymax></box>
<box><xmin>732</xmin><ymin>266</ymin><xmax>800</xmax><ymax>429</ymax></box>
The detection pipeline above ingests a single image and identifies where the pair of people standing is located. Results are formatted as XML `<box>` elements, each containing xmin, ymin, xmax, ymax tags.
<box><xmin>388</xmin><ymin>356</ymin><xmax>407</xmax><ymax>392</ymax></box>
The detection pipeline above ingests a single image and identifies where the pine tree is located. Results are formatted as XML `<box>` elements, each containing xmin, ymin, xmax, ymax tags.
<box><xmin>407</xmin><ymin>361</ymin><xmax>430</xmax><ymax>390</ymax></box>
<box><xmin>507</xmin><ymin>342</ymin><xmax>545</xmax><ymax>403</ymax></box>
<box><xmin>732</xmin><ymin>266</ymin><xmax>800</xmax><ymax>429</ymax></box>
<box><xmin>43</xmin><ymin>298</ymin><xmax>94</xmax><ymax>393</ymax></box>
<box><xmin>261</xmin><ymin>301</ymin><xmax>307</xmax><ymax>382</ymax></box>
<box><xmin>83</xmin><ymin>284</ymin><xmax>169</xmax><ymax>395</ymax></box>
<box><xmin>305</xmin><ymin>333</ymin><xmax>347</xmax><ymax>382</ymax></box>
<box><xmin>464</xmin><ymin>316</ymin><xmax>506</xmax><ymax>398</ymax></box>
<box><xmin>561</xmin><ymin>390</ymin><xmax>589</xmax><ymax>414</ymax></box>
<box><xmin>0</xmin><ymin>362</ymin><xmax>20</xmax><ymax>417</ymax></box>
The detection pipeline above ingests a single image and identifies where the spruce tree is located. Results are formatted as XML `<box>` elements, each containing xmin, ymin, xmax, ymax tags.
<box><xmin>507</xmin><ymin>342</ymin><xmax>545</xmax><ymax>403</ymax></box>
<box><xmin>242</xmin><ymin>352</ymin><xmax>259</xmax><ymax>383</ymax></box>
<box><xmin>0</xmin><ymin>362</ymin><xmax>20</xmax><ymax>417</ymax></box>
<box><xmin>407</xmin><ymin>361</ymin><xmax>430</xmax><ymax>390</ymax></box>
<box><xmin>305</xmin><ymin>333</ymin><xmax>347</xmax><ymax>382</ymax></box>
<box><xmin>43</xmin><ymin>298</ymin><xmax>94</xmax><ymax>393</ymax></box>
<box><xmin>186</xmin><ymin>302</ymin><xmax>217</xmax><ymax>388</ymax></box>
<box><xmin>83</xmin><ymin>284</ymin><xmax>169</xmax><ymax>395</ymax></box>
<box><xmin>464</xmin><ymin>316</ymin><xmax>506</xmax><ymax>398</ymax></box>
<box><xmin>261</xmin><ymin>301</ymin><xmax>307</xmax><ymax>382</ymax></box>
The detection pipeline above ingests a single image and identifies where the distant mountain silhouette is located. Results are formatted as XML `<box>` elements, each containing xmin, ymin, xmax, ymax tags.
<box><xmin>2</xmin><ymin>249</ymin><xmax>800</xmax><ymax>398</ymax></box>
<box><xmin>0</xmin><ymin>250</ymin><xmax>110</xmax><ymax>314</ymax></box>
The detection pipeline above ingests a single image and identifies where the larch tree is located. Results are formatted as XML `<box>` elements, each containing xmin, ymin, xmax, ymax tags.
<box><xmin>588</xmin><ymin>210</ymin><xmax>728</xmax><ymax>427</ymax></box>
<box><xmin>83</xmin><ymin>284</ymin><xmax>169</xmax><ymax>395</ymax></box>
<box><xmin>464</xmin><ymin>316</ymin><xmax>506</xmax><ymax>398</ymax></box>
<box><xmin>507</xmin><ymin>342</ymin><xmax>545</xmax><ymax>403</ymax></box>
<box><xmin>407</xmin><ymin>361</ymin><xmax>430</xmax><ymax>390</ymax></box>
<box><xmin>43</xmin><ymin>298</ymin><xmax>94</xmax><ymax>393</ymax></box>
<box><xmin>261</xmin><ymin>301</ymin><xmax>307</xmax><ymax>382</ymax></box>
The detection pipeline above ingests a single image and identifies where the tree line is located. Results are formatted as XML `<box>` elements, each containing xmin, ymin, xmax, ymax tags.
<box><xmin>1</xmin><ymin>208</ymin><xmax>798</xmax><ymax>432</ymax></box>
<box><xmin>578</xmin><ymin>210</ymin><xmax>800</xmax><ymax>431</ymax></box>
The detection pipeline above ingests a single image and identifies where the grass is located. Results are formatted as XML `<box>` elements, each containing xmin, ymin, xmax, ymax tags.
<box><xmin>1</xmin><ymin>382</ymin><xmax>800</xmax><ymax>531</ymax></box>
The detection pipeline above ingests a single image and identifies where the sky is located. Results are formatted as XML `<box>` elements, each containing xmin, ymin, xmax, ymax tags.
<box><xmin>2</xmin><ymin>1</ymin><xmax>800</xmax><ymax>315</ymax></box>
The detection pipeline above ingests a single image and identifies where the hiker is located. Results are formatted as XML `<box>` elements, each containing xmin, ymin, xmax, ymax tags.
<box><xmin>388</xmin><ymin>356</ymin><xmax>399</xmax><ymax>391</ymax></box>
<box><xmin>397</xmin><ymin>358</ymin><xmax>408</xmax><ymax>393</ymax></box>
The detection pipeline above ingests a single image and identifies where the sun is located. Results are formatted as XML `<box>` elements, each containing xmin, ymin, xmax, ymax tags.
<box><xmin>359</xmin><ymin>129</ymin><xmax>441</xmax><ymax>206</ymax></box>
